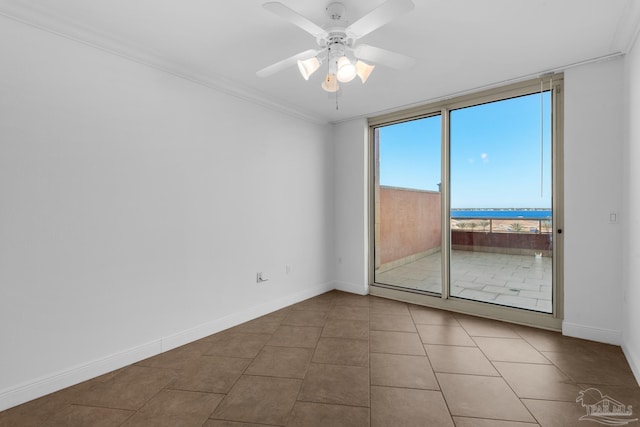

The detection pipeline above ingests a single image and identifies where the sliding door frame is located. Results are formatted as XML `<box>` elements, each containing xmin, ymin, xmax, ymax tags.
<box><xmin>368</xmin><ymin>76</ymin><xmax>564</xmax><ymax>331</ymax></box>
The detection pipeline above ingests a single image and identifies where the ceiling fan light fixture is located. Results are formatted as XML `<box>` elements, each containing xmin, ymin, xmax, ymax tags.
<box><xmin>297</xmin><ymin>57</ymin><xmax>321</xmax><ymax>80</ymax></box>
<box><xmin>321</xmin><ymin>73</ymin><xmax>340</xmax><ymax>92</ymax></box>
<box><xmin>258</xmin><ymin>1</ymin><xmax>416</xmax><ymax>96</ymax></box>
<box><xmin>336</xmin><ymin>56</ymin><xmax>357</xmax><ymax>83</ymax></box>
<box><xmin>355</xmin><ymin>60</ymin><xmax>375</xmax><ymax>83</ymax></box>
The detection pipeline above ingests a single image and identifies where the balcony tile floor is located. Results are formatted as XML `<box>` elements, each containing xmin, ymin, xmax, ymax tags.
<box><xmin>2</xmin><ymin>291</ymin><xmax>638</xmax><ymax>426</ymax></box>
<box><xmin>376</xmin><ymin>250</ymin><xmax>553</xmax><ymax>313</ymax></box>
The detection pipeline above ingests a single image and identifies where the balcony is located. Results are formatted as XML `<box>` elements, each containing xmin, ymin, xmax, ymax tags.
<box><xmin>376</xmin><ymin>250</ymin><xmax>552</xmax><ymax>312</ymax></box>
<box><xmin>375</xmin><ymin>186</ymin><xmax>552</xmax><ymax>312</ymax></box>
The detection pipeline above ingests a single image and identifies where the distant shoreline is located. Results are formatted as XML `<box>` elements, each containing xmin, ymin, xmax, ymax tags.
<box><xmin>451</xmin><ymin>208</ymin><xmax>552</xmax><ymax>220</ymax></box>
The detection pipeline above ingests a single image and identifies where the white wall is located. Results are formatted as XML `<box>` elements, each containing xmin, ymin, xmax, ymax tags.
<box><xmin>562</xmin><ymin>58</ymin><xmax>625</xmax><ymax>344</ymax></box>
<box><xmin>622</xmin><ymin>33</ymin><xmax>640</xmax><ymax>382</ymax></box>
<box><xmin>333</xmin><ymin>119</ymin><xmax>369</xmax><ymax>295</ymax></box>
<box><xmin>0</xmin><ymin>16</ymin><xmax>334</xmax><ymax>410</ymax></box>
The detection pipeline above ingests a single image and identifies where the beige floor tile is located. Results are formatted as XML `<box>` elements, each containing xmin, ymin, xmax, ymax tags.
<box><xmin>0</xmin><ymin>387</ymin><xmax>78</xmax><ymax>427</ymax></box>
<box><xmin>245</xmin><ymin>346</ymin><xmax>313</xmax><ymax>379</ymax></box>
<box><xmin>211</xmin><ymin>375</ymin><xmax>301</xmax><ymax>425</ymax></box>
<box><xmin>322</xmin><ymin>318</ymin><xmax>369</xmax><ymax>340</ymax></box>
<box><xmin>425</xmin><ymin>345</ymin><xmax>499</xmax><ymax>376</ymax></box>
<box><xmin>282</xmin><ymin>309</ymin><xmax>328</xmax><ymax>327</ymax></box>
<box><xmin>206</xmin><ymin>333</ymin><xmax>271</xmax><ymax>358</ymax></box>
<box><xmin>332</xmin><ymin>293</ymin><xmax>371</xmax><ymax>307</ymax></box>
<box><xmin>298</xmin><ymin>363</ymin><xmax>369</xmax><ymax>407</ymax></box>
<box><xmin>288</xmin><ymin>402</ymin><xmax>370</xmax><ymax>427</ymax></box>
<box><xmin>290</xmin><ymin>297</ymin><xmax>335</xmax><ymax>313</ymax></box>
<box><xmin>513</xmin><ymin>326</ymin><xmax>585</xmax><ymax>353</ymax></box>
<box><xmin>136</xmin><ymin>340</ymin><xmax>212</xmax><ymax>370</ymax></box>
<box><xmin>369</xmin><ymin>299</ymin><xmax>411</xmax><ymax>316</ymax></box>
<box><xmin>370</xmin><ymin>313</ymin><xmax>417</xmax><ymax>332</ymax></box>
<box><xmin>370</xmin><ymin>331</ymin><xmax>425</xmax><ymax>355</ymax></box>
<box><xmin>542</xmin><ymin>350</ymin><xmax>638</xmax><ymax>386</ymax></box>
<box><xmin>170</xmin><ymin>355</ymin><xmax>251</xmax><ymax>393</ymax></box>
<box><xmin>410</xmin><ymin>307</ymin><xmax>459</xmax><ymax>325</ymax></box>
<box><xmin>371</xmin><ymin>386</ymin><xmax>454</xmax><ymax>427</ymax></box>
<box><xmin>267</xmin><ymin>325</ymin><xmax>322</xmax><ymax>348</ymax></box>
<box><xmin>312</xmin><ymin>337</ymin><xmax>369</xmax><ymax>366</ymax></box>
<box><xmin>416</xmin><ymin>324</ymin><xmax>476</xmax><ymax>346</ymax></box>
<box><xmin>121</xmin><ymin>389</ymin><xmax>223</xmax><ymax>427</ymax></box>
<box><xmin>522</xmin><ymin>399</ymin><xmax>588</xmax><ymax>427</ymax></box>
<box><xmin>370</xmin><ymin>353</ymin><xmax>438</xmax><ymax>390</ymax></box>
<box><xmin>455</xmin><ymin>315</ymin><xmax>520</xmax><ymax>338</ymax></box>
<box><xmin>453</xmin><ymin>417</ymin><xmax>539</xmax><ymax>427</ymax></box>
<box><xmin>256</xmin><ymin>307</ymin><xmax>291</xmax><ymax>322</ymax></box>
<box><xmin>72</xmin><ymin>366</ymin><xmax>178</xmax><ymax>411</ymax></box>
<box><xmin>43</xmin><ymin>405</ymin><xmax>134</xmax><ymax>427</ymax></box>
<box><xmin>328</xmin><ymin>305</ymin><xmax>370</xmax><ymax>321</ymax></box>
<box><xmin>438</xmin><ymin>373</ymin><xmax>535</xmax><ymax>422</ymax></box>
<box><xmin>202</xmin><ymin>420</ymin><xmax>269</xmax><ymax>427</ymax></box>
<box><xmin>230</xmin><ymin>318</ymin><xmax>281</xmax><ymax>334</ymax></box>
<box><xmin>474</xmin><ymin>337</ymin><xmax>550</xmax><ymax>364</ymax></box>
<box><xmin>577</xmin><ymin>340</ymin><xmax>628</xmax><ymax>357</ymax></box>
<box><xmin>0</xmin><ymin>412</ymin><xmax>41</xmax><ymax>427</ymax></box>
<box><xmin>494</xmin><ymin>362</ymin><xmax>581</xmax><ymax>401</ymax></box>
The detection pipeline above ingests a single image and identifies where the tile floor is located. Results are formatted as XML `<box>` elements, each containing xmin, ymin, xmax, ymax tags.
<box><xmin>1</xmin><ymin>291</ymin><xmax>639</xmax><ymax>427</ymax></box>
<box><xmin>376</xmin><ymin>250</ymin><xmax>553</xmax><ymax>312</ymax></box>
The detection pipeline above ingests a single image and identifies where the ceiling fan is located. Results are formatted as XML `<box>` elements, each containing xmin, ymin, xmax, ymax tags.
<box><xmin>256</xmin><ymin>0</ymin><xmax>416</xmax><ymax>93</ymax></box>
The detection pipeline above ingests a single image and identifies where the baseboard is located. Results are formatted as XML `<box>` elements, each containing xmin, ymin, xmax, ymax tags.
<box><xmin>0</xmin><ymin>340</ymin><xmax>162</xmax><ymax>412</ymax></box>
<box><xmin>0</xmin><ymin>281</ymin><xmax>334</xmax><ymax>412</ymax></box>
<box><xmin>562</xmin><ymin>321</ymin><xmax>622</xmax><ymax>345</ymax></box>
<box><xmin>622</xmin><ymin>342</ymin><xmax>640</xmax><ymax>386</ymax></box>
<box><xmin>334</xmin><ymin>280</ymin><xmax>368</xmax><ymax>296</ymax></box>
<box><xmin>161</xmin><ymin>281</ymin><xmax>335</xmax><ymax>352</ymax></box>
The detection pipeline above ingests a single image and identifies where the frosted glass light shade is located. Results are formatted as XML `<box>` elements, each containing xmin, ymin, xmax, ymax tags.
<box><xmin>336</xmin><ymin>56</ymin><xmax>357</xmax><ymax>83</ymax></box>
<box><xmin>297</xmin><ymin>57</ymin><xmax>321</xmax><ymax>80</ymax></box>
<box><xmin>321</xmin><ymin>73</ymin><xmax>339</xmax><ymax>92</ymax></box>
<box><xmin>356</xmin><ymin>60</ymin><xmax>375</xmax><ymax>83</ymax></box>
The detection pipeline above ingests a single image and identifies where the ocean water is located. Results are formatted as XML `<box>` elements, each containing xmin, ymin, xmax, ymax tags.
<box><xmin>451</xmin><ymin>209</ymin><xmax>552</xmax><ymax>219</ymax></box>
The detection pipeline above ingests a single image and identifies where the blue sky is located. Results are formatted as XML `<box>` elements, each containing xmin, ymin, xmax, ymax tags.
<box><xmin>378</xmin><ymin>92</ymin><xmax>552</xmax><ymax>209</ymax></box>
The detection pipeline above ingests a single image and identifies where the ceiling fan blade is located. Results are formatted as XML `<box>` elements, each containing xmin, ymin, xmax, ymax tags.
<box><xmin>346</xmin><ymin>0</ymin><xmax>414</xmax><ymax>39</ymax></box>
<box><xmin>354</xmin><ymin>44</ymin><xmax>415</xmax><ymax>70</ymax></box>
<box><xmin>263</xmin><ymin>2</ymin><xmax>328</xmax><ymax>39</ymax></box>
<box><xmin>256</xmin><ymin>49</ymin><xmax>320</xmax><ymax>78</ymax></box>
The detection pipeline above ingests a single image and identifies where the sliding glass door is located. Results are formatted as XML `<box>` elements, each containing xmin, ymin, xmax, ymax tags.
<box><xmin>370</xmin><ymin>77</ymin><xmax>562</xmax><ymax>326</ymax></box>
<box><xmin>449</xmin><ymin>92</ymin><xmax>553</xmax><ymax>313</ymax></box>
<box><xmin>373</xmin><ymin>115</ymin><xmax>442</xmax><ymax>293</ymax></box>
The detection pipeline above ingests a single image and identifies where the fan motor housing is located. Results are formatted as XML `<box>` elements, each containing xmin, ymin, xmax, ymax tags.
<box><xmin>325</xmin><ymin>2</ymin><xmax>346</xmax><ymax>20</ymax></box>
<box><xmin>318</xmin><ymin>30</ymin><xmax>352</xmax><ymax>48</ymax></box>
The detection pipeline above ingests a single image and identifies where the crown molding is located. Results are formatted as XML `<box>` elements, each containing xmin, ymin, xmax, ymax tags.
<box><xmin>611</xmin><ymin>0</ymin><xmax>640</xmax><ymax>54</ymax></box>
<box><xmin>0</xmin><ymin>1</ymin><xmax>329</xmax><ymax>125</ymax></box>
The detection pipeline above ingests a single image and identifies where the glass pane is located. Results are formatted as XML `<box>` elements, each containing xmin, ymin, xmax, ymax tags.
<box><xmin>374</xmin><ymin>115</ymin><xmax>442</xmax><ymax>293</ymax></box>
<box><xmin>449</xmin><ymin>92</ymin><xmax>553</xmax><ymax>312</ymax></box>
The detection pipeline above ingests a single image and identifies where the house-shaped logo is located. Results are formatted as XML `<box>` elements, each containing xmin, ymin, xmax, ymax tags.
<box><xmin>576</xmin><ymin>388</ymin><xmax>638</xmax><ymax>425</ymax></box>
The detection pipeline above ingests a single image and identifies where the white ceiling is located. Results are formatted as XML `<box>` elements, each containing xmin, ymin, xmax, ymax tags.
<box><xmin>1</xmin><ymin>0</ymin><xmax>639</xmax><ymax>123</ymax></box>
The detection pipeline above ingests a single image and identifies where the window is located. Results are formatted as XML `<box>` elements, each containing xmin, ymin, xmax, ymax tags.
<box><xmin>369</xmin><ymin>76</ymin><xmax>564</xmax><ymax>329</ymax></box>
